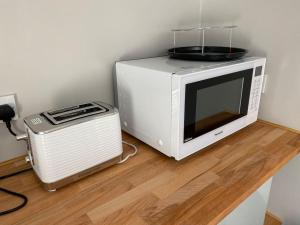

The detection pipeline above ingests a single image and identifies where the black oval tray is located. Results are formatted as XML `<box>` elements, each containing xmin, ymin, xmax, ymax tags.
<box><xmin>168</xmin><ymin>46</ymin><xmax>247</xmax><ymax>61</ymax></box>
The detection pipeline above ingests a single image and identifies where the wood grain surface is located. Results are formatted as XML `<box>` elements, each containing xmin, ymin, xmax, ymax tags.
<box><xmin>264</xmin><ymin>211</ymin><xmax>282</xmax><ymax>225</ymax></box>
<box><xmin>0</xmin><ymin>155</ymin><xmax>31</xmax><ymax>177</ymax></box>
<box><xmin>0</xmin><ymin>121</ymin><xmax>299</xmax><ymax>225</ymax></box>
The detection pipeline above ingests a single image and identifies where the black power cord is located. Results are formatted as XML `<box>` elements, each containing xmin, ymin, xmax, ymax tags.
<box><xmin>0</xmin><ymin>188</ymin><xmax>28</xmax><ymax>216</ymax></box>
<box><xmin>0</xmin><ymin>169</ymin><xmax>31</xmax><ymax>216</ymax></box>
<box><xmin>5</xmin><ymin>121</ymin><xmax>17</xmax><ymax>136</ymax></box>
<box><xmin>0</xmin><ymin>104</ymin><xmax>29</xmax><ymax>215</ymax></box>
<box><xmin>0</xmin><ymin>104</ymin><xmax>15</xmax><ymax>119</ymax></box>
<box><xmin>0</xmin><ymin>104</ymin><xmax>17</xmax><ymax>136</ymax></box>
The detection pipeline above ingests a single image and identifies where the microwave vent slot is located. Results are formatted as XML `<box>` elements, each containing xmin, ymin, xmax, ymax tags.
<box><xmin>43</xmin><ymin>102</ymin><xmax>108</xmax><ymax>125</ymax></box>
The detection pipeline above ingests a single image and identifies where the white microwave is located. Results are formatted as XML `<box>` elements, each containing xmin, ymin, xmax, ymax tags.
<box><xmin>115</xmin><ymin>56</ymin><xmax>266</xmax><ymax>160</ymax></box>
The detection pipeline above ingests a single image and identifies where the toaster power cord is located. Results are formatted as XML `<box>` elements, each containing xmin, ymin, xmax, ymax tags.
<box><xmin>118</xmin><ymin>141</ymin><xmax>138</xmax><ymax>164</ymax></box>
<box><xmin>0</xmin><ymin>104</ymin><xmax>17</xmax><ymax>136</ymax></box>
<box><xmin>0</xmin><ymin>104</ymin><xmax>30</xmax><ymax>215</ymax></box>
<box><xmin>5</xmin><ymin>120</ymin><xmax>17</xmax><ymax>136</ymax></box>
<box><xmin>0</xmin><ymin>169</ymin><xmax>31</xmax><ymax>216</ymax></box>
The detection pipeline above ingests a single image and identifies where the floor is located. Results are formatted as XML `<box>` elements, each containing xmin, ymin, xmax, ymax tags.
<box><xmin>264</xmin><ymin>212</ymin><xmax>282</xmax><ymax>225</ymax></box>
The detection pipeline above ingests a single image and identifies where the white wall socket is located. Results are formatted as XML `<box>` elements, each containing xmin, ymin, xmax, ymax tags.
<box><xmin>0</xmin><ymin>94</ymin><xmax>19</xmax><ymax>123</ymax></box>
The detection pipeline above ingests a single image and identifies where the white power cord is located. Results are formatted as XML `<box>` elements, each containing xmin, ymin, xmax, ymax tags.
<box><xmin>118</xmin><ymin>141</ymin><xmax>138</xmax><ymax>164</ymax></box>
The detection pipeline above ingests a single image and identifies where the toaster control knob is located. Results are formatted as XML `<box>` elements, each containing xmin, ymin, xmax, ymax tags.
<box><xmin>25</xmin><ymin>155</ymin><xmax>31</xmax><ymax>163</ymax></box>
<box><xmin>123</xmin><ymin>121</ymin><xmax>128</xmax><ymax>127</ymax></box>
<box><xmin>158</xmin><ymin>139</ymin><xmax>164</xmax><ymax>146</ymax></box>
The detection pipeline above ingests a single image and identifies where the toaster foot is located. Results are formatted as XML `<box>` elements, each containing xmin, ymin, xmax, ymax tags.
<box><xmin>40</xmin><ymin>155</ymin><xmax>122</xmax><ymax>191</ymax></box>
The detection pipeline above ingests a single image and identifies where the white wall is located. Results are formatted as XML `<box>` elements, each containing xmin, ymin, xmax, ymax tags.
<box><xmin>200</xmin><ymin>0</ymin><xmax>300</xmax><ymax>224</ymax></box>
<box><xmin>0</xmin><ymin>0</ymin><xmax>199</xmax><ymax>162</ymax></box>
<box><xmin>268</xmin><ymin>155</ymin><xmax>300</xmax><ymax>225</ymax></box>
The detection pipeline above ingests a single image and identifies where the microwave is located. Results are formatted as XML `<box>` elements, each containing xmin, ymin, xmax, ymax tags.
<box><xmin>115</xmin><ymin>56</ymin><xmax>266</xmax><ymax>160</ymax></box>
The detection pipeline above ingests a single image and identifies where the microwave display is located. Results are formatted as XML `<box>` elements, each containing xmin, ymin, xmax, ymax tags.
<box><xmin>184</xmin><ymin>69</ymin><xmax>253</xmax><ymax>142</ymax></box>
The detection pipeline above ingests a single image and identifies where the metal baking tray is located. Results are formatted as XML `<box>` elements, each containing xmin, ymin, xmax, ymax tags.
<box><xmin>169</xmin><ymin>25</ymin><xmax>247</xmax><ymax>61</ymax></box>
<box><xmin>168</xmin><ymin>46</ymin><xmax>247</xmax><ymax>61</ymax></box>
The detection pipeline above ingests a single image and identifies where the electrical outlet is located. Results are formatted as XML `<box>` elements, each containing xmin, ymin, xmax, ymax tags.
<box><xmin>0</xmin><ymin>94</ymin><xmax>18</xmax><ymax>123</ymax></box>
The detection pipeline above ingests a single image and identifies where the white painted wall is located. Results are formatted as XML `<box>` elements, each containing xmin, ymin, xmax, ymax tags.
<box><xmin>0</xmin><ymin>0</ymin><xmax>199</xmax><ymax>162</ymax></box>
<box><xmin>268</xmin><ymin>155</ymin><xmax>300</xmax><ymax>225</ymax></box>
<box><xmin>200</xmin><ymin>1</ymin><xmax>300</xmax><ymax>224</ymax></box>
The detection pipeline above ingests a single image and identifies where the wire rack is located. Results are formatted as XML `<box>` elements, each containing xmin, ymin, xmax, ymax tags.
<box><xmin>171</xmin><ymin>25</ymin><xmax>238</xmax><ymax>54</ymax></box>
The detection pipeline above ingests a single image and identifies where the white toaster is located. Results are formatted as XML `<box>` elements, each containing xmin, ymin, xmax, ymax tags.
<box><xmin>23</xmin><ymin>101</ymin><xmax>123</xmax><ymax>191</ymax></box>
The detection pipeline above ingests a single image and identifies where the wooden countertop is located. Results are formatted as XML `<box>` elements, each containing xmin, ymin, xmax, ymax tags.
<box><xmin>1</xmin><ymin>121</ymin><xmax>299</xmax><ymax>225</ymax></box>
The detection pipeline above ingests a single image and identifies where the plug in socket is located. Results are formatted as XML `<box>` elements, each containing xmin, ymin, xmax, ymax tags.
<box><xmin>0</xmin><ymin>94</ymin><xmax>18</xmax><ymax>123</ymax></box>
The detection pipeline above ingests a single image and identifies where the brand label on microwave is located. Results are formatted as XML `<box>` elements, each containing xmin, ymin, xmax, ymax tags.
<box><xmin>184</xmin><ymin>137</ymin><xmax>193</xmax><ymax>143</ymax></box>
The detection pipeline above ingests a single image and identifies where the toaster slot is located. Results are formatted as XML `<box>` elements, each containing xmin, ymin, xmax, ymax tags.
<box><xmin>53</xmin><ymin>107</ymin><xmax>102</xmax><ymax>121</ymax></box>
<box><xmin>47</xmin><ymin>103</ymin><xmax>93</xmax><ymax>115</ymax></box>
<box><xmin>43</xmin><ymin>102</ymin><xmax>108</xmax><ymax>125</ymax></box>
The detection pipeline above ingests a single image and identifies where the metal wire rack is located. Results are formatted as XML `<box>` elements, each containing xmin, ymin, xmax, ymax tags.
<box><xmin>171</xmin><ymin>25</ymin><xmax>238</xmax><ymax>55</ymax></box>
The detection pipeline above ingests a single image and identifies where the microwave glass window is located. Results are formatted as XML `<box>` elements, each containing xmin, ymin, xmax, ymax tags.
<box><xmin>184</xmin><ymin>69</ymin><xmax>253</xmax><ymax>142</ymax></box>
<box><xmin>195</xmin><ymin>78</ymin><xmax>244</xmax><ymax>135</ymax></box>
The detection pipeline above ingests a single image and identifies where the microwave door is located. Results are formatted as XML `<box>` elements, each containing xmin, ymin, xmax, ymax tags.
<box><xmin>184</xmin><ymin>69</ymin><xmax>253</xmax><ymax>143</ymax></box>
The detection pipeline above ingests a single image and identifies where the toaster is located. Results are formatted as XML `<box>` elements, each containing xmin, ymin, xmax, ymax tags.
<box><xmin>23</xmin><ymin>101</ymin><xmax>123</xmax><ymax>191</ymax></box>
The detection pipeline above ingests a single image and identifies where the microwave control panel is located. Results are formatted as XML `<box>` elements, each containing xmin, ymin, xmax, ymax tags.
<box><xmin>249</xmin><ymin>66</ymin><xmax>263</xmax><ymax>112</ymax></box>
